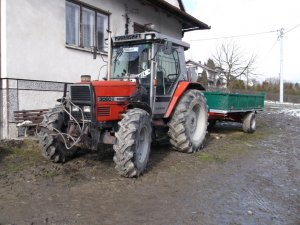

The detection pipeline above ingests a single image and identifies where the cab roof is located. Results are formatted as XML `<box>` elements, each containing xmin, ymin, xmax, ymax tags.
<box><xmin>112</xmin><ymin>32</ymin><xmax>190</xmax><ymax>50</ymax></box>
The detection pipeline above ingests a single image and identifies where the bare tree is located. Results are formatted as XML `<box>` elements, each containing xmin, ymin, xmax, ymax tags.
<box><xmin>213</xmin><ymin>41</ymin><xmax>256</xmax><ymax>88</ymax></box>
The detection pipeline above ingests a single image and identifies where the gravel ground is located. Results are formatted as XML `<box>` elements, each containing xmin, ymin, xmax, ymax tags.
<box><xmin>0</xmin><ymin>103</ymin><xmax>299</xmax><ymax>225</ymax></box>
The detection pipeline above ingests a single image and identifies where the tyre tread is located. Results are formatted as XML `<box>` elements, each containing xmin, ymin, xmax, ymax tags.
<box><xmin>38</xmin><ymin>106</ymin><xmax>76</xmax><ymax>163</ymax></box>
<box><xmin>113</xmin><ymin>108</ymin><xmax>151</xmax><ymax>178</ymax></box>
<box><xmin>168</xmin><ymin>90</ymin><xmax>208</xmax><ymax>153</ymax></box>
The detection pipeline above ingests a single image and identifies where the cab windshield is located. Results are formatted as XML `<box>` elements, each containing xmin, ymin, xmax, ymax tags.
<box><xmin>111</xmin><ymin>44</ymin><xmax>152</xmax><ymax>79</ymax></box>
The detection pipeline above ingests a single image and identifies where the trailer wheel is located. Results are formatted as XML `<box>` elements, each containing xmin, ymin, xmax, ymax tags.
<box><xmin>242</xmin><ymin>112</ymin><xmax>256</xmax><ymax>133</ymax></box>
<box><xmin>38</xmin><ymin>106</ymin><xmax>76</xmax><ymax>163</ymax></box>
<box><xmin>168</xmin><ymin>89</ymin><xmax>208</xmax><ymax>153</ymax></box>
<box><xmin>113</xmin><ymin>108</ymin><xmax>152</xmax><ymax>177</ymax></box>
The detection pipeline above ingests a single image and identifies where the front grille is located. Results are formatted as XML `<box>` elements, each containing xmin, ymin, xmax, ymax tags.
<box><xmin>72</xmin><ymin>111</ymin><xmax>92</xmax><ymax>121</ymax></box>
<box><xmin>71</xmin><ymin>85</ymin><xmax>91</xmax><ymax>103</ymax></box>
<box><xmin>97</xmin><ymin>107</ymin><xmax>110</xmax><ymax>117</ymax></box>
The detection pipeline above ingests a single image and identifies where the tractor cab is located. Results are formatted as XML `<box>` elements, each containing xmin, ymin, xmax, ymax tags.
<box><xmin>109</xmin><ymin>32</ymin><xmax>190</xmax><ymax>115</ymax></box>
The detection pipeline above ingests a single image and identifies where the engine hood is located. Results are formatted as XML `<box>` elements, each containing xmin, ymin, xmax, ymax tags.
<box><xmin>92</xmin><ymin>80</ymin><xmax>137</xmax><ymax>97</ymax></box>
<box><xmin>92</xmin><ymin>80</ymin><xmax>137</xmax><ymax>87</ymax></box>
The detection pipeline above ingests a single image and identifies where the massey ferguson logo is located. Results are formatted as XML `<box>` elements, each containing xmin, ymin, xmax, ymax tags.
<box><xmin>114</xmin><ymin>34</ymin><xmax>141</xmax><ymax>42</ymax></box>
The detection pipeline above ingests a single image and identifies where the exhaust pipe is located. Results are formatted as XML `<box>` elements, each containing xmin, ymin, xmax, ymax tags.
<box><xmin>107</xmin><ymin>30</ymin><xmax>112</xmax><ymax>81</ymax></box>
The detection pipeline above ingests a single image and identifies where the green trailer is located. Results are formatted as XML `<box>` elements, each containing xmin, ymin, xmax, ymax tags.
<box><xmin>203</xmin><ymin>91</ymin><xmax>265</xmax><ymax>133</ymax></box>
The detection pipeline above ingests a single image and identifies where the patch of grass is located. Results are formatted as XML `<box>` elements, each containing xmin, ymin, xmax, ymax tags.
<box><xmin>0</xmin><ymin>139</ymin><xmax>43</xmax><ymax>176</ymax></box>
<box><xmin>197</xmin><ymin>126</ymin><xmax>279</xmax><ymax>164</ymax></box>
<box><xmin>197</xmin><ymin>152</ymin><xmax>217</xmax><ymax>163</ymax></box>
<box><xmin>43</xmin><ymin>170</ymin><xmax>61</xmax><ymax>178</ymax></box>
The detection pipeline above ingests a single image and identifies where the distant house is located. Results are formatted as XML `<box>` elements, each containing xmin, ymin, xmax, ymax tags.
<box><xmin>0</xmin><ymin>0</ymin><xmax>209</xmax><ymax>138</ymax></box>
<box><xmin>186</xmin><ymin>60</ymin><xmax>226</xmax><ymax>88</ymax></box>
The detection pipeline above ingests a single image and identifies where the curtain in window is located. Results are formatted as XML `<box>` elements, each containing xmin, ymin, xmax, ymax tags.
<box><xmin>82</xmin><ymin>8</ymin><xmax>95</xmax><ymax>48</ymax></box>
<box><xmin>66</xmin><ymin>2</ymin><xmax>79</xmax><ymax>45</ymax></box>
<box><xmin>96</xmin><ymin>13</ymin><xmax>108</xmax><ymax>51</ymax></box>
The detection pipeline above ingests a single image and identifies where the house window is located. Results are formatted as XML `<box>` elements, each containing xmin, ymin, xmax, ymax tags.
<box><xmin>134</xmin><ymin>23</ymin><xmax>147</xmax><ymax>33</ymax></box>
<box><xmin>133</xmin><ymin>23</ymin><xmax>154</xmax><ymax>33</ymax></box>
<box><xmin>66</xmin><ymin>1</ymin><xmax>109</xmax><ymax>52</ymax></box>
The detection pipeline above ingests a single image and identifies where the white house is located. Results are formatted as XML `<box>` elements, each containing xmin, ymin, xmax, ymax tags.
<box><xmin>186</xmin><ymin>60</ymin><xmax>226</xmax><ymax>88</ymax></box>
<box><xmin>0</xmin><ymin>0</ymin><xmax>209</xmax><ymax>138</ymax></box>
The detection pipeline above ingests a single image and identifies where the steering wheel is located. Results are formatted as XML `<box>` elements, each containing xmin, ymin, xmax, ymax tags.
<box><xmin>167</xmin><ymin>74</ymin><xmax>178</xmax><ymax>82</ymax></box>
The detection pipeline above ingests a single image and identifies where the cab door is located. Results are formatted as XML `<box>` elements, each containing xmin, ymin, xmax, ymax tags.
<box><xmin>153</xmin><ymin>46</ymin><xmax>181</xmax><ymax>116</ymax></box>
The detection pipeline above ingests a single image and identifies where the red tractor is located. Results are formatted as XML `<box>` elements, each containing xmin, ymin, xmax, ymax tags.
<box><xmin>38</xmin><ymin>32</ymin><xmax>208</xmax><ymax>177</ymax></box>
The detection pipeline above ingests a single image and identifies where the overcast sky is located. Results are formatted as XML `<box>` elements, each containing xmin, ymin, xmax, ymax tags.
<box><xmin>182</xmin><ymin>0</ymin><xmax>300</xmax><ymax>83</ymax></box>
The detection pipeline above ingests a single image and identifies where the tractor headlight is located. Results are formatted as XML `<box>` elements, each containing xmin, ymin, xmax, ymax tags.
<box><xmin>72</xmin><ymin>106</ymin><xmax>80</xmax><ymax>112</ymax></box>
<box><xmin>83</xmin><ymin>106</ymin><xmax>91</xmax><ymax>113</ymax></box>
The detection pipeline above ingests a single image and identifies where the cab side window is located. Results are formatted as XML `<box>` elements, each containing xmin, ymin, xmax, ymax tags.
<box><xmin>156</xmin><ymin>48</ymin><xmax>180</xmax><ymax>95</ymax></box>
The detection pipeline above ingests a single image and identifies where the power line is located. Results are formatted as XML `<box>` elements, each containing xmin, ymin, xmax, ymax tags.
<box><xmin>186</xmin><ymin>30</ymin><xmax>278</xmax><ymax>42</ymax></box>
<box><xmin>285</xmin><ymin>23</ymin><xmax>300</xmax><ymax>34</ymax></box>
<box><xmin>260</xmin><ymin>38</ymin><xmax>278</xmax><ymax>63</ymax></box>
<box><xmin>186</xmin><ymin>23</ymin><xmax>300</xmax><ymax>42</ymax></box>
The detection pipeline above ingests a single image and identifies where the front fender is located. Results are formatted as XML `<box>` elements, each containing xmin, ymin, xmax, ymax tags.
<box><xmin>128</xmin><ymin>102</ymin><xmax>152</xmax><ymax>115</ymax></box>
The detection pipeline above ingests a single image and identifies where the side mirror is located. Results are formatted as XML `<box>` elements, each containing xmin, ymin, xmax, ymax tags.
<box><xmin>163</xmin><ymin>41</ymin><xmax>173</xmax><ymax>55</ymax></box>
<box><xmin>187</xmin><ymin>67</ymin><xmax>198</xmax><ymax>82</ymax></box>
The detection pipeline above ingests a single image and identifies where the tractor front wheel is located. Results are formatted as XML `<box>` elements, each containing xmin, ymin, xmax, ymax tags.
<box><xmin>113</xmin><ymin>108</ymin><xmax>152</xmax><ymax>177</ymax></box>
<box><xmin>38</xmin><ymin>106</ymin><xmax>77</xmax><ymax>163</ymax></box>
<box><xmin>168</xmin><ymin>89</ymin><xmax>208</xmax><ymax>153</ymax></box>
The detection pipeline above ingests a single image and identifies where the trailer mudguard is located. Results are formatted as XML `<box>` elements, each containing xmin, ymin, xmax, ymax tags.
<box><xmin>164</xmin><ymin>81</ymin><xmax>205</xmax><ymax>118</ymax></box>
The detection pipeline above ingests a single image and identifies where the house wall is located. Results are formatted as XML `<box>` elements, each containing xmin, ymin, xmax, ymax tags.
<box><xmin>0</xmin><ymin>0</ymin><xmax>183</xmax><ymax>138</ymax></box>
<box><xmin>6</xmin><ymin>0</ymin><xmax>182</xmax><ymax>82</ymax></box>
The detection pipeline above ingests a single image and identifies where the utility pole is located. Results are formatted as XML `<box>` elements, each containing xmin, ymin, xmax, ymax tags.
<box><xmin>246</xmin><ymin>68</ymin><xmax>249</xmax><ymax>90</ymax></box>
<box><xmin>278</xmin><ymin>28</ymin><xmax>284</xmax><ymax>103</ymax></box>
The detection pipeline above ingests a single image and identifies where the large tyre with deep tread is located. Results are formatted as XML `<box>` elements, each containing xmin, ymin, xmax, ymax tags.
<box><xmin>113</xmin><ymin>108</ymin><xmax>152</xmax><ymax>178</ymax></box>
<box><xmin>38</xmin><ymin>106</ymin><xmax>77</xmax><ymax>163</ymax></box>
<box><xmin>242</xmin><ymin>112</ymin><xmax>256</xmax><ymax>133</ymax></box>
<box><xmin>168</xmin><ymin>89</ymin><xmax>208</xmax><ymax>153</ymax></box>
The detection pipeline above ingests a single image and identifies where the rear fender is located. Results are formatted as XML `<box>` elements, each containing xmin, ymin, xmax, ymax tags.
<box><xmin>164</xmin><ymin>82</ymin><xmax>205</xmax><ymax>118</ymax></box>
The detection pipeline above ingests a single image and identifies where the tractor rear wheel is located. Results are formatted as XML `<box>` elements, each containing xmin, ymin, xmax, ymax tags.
<box><xmin>168</xmin><ymin>89</ymin><xmax>208</xmax><ymax>153</ymax></box>
<box><xmin>113</xmin><ymin>108</ymin><xmax>152</xmax><ymax>178</ymax></box>
<box><xmin>38</xmin><ymin>106</ymin><xmax>77</xmax><ymax>163</ymax></box>
<box><xmin>242</xmin><ymin>112</ymin><xmax>256</xmax><ymax>133</ymax></box>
